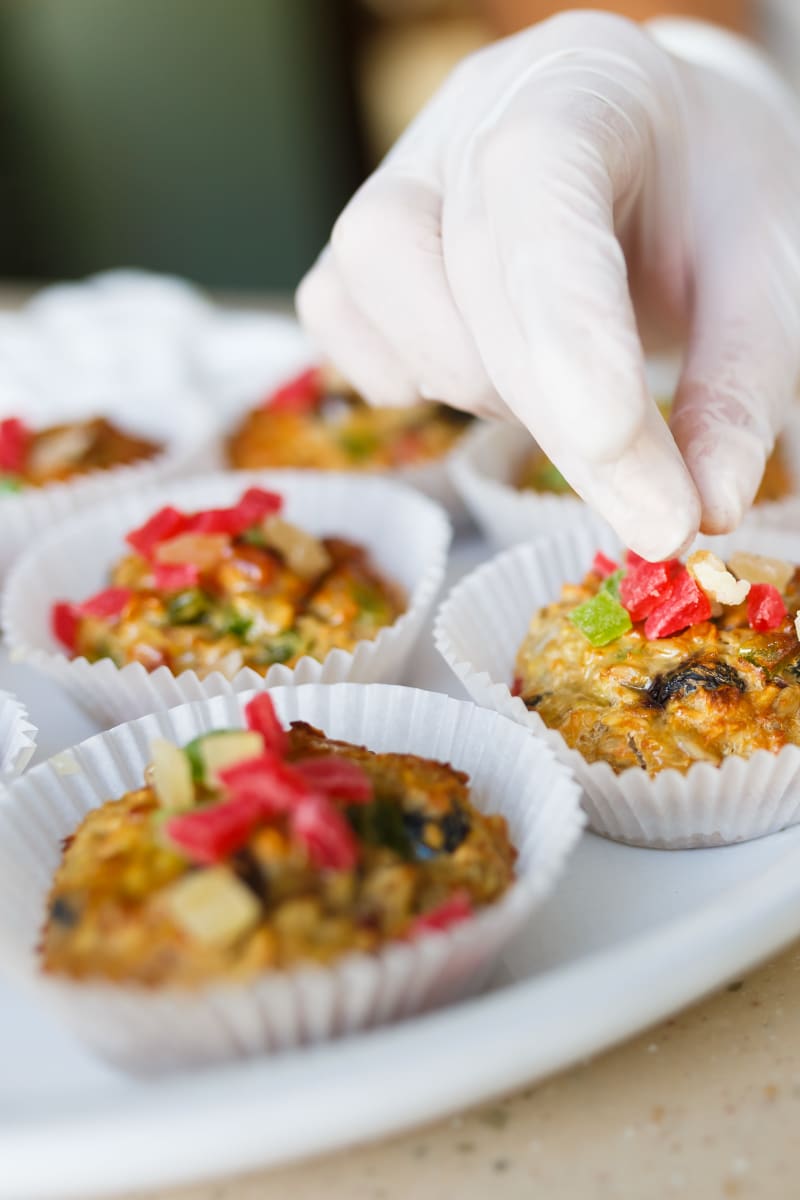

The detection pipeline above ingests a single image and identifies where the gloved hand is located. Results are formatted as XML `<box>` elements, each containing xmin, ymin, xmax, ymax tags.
<box><xmin>296</xmin><ymin>12</ymin><xmax>800</xmax><ymax>559</ymax></box>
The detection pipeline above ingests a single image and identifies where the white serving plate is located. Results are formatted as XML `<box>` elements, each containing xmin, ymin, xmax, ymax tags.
<box><xmin>4</xmin><ymin>539</ymin><xmax>800</xmax><ymax>1200</ymax></box>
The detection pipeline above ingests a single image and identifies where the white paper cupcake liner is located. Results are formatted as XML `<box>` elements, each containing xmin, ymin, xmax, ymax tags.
<box><xmin>3</xmin><ymin>471</ymin><xmax>452</xmax><ymax>726</ymax></box>
<box><xmin>0</xmin><ymin>386</ymin><xmax>216</xmax><ymax>579</ymax></box>
<box><xmin>451</xmin><ymin>404</ymin><xmax>800</xmax><ymax>552</ymax></box>
<box><xmin>0</xmin><ymin>682</ymin><xmax>584</xmax><ymax>1072</ymax></box>
<box><xmin>434</xmin><ymin>523</ymin><xmax>800</xmax><ymax>849</ymax></box>
<box><xmin>0</xmin><ymin>690</ymin><xmax>37</xmax><ymax>780</ymax></box>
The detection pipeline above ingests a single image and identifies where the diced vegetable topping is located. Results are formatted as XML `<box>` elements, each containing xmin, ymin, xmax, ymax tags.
<box><xmin>619</xmin><ymin>557</ymin><xmax>680</xmax><ymax>622</ymax></box>
<box><xmin>52</xmin><ymin>602</ymin><xmax>78</xmax><ymax>651</ymax></box>
<box><xmin>164</xmin><ymin>867</ymin><xmax>261</xmax><ymax>947</ymax></box>
<box><xmin>154</xmin><ymin>532</ymin><xmax>230</xmax><ymax>570</ymax></box>
<box><xmin>245</xmin><ymin>693</ymin><xmax>288</xmax><ymax>757</ymax></box>
<box><xmin>747</xmin><ymin>583</ymin><xmax>787</xmax><ymax>632</ymax></box>
<box><xmin>290</xmin><ymin>794</ymin><xmax>359</xmax><ymax>871</ymax></box>
<box><xmin>151</xmin><ymin>738</ymin><xmax>195</xmax><ymax>813</ymax></box>
<box><xmin>293</xmin><ymin>756</ymin><xmax>374</xmax><ymax>804</ymax></box>
<box><xmin>157</xmin><ymin>563</ymin><xmax>202</xmax><ymax>594</ymax></box>
<box><xmin>126</xmin><ymin>505</ymin><xmax>188</xmax><ymax>559</ymax></box>
<box><xmin>728</xmin><ymin>552</ymin><xmax>794</xmax><ymax>593</ymax></box>
<box><xmin>687</xmin><ymin>550</ymin><xmax>750</xmax><ymax>607</ymax></box>
<box><xmin>0</xmin><ymin>418</ymin><xmax>31</xmax><ymax>473</ymax></box>
<box><xmin>410</xmin><ymin>891</ymin><xmax>473</xmax><ymax>936</ymax></box>
<box><xmin>592</xmin><ymin>551</ymin><xmax>619</xmax><ymax>578</ymax></box>
<box><xmin>600</xmin><ymin>568</ymin><xmax>624</xmax><ymax>601</ymax></box>
<box><xmin>570</xmin><ymin>590</ymin><xmax>632</xmax><ymax>647</ymax></box>
<box><xmin>77</xmin><ymin>587</ymin><xmax>133</xmax><ymax>621</ymax></box>
<box><xmin>218</xmin><ymin>754</ymin><xmax>312</xmax><ymax>817</ymax></box>
<box><xmin>195</xmin><ymin>731</ymin><xmax>265</xmax><ymax>786</ymax></box>
<box><xmin>261</xmin><ymin>367</ymin><xmax>321</xmax><ymax>414</ymax></box>
<box><xmin>643</xmin><ymin>568</ymin><xmax>712</xmax><ymax>640</ymax></box>
<box><xmin>165</xmin><ymin>793</ymin><xmax>263</xmax><ymax>864</ymax></box>
<box><xmin>260</xmin><ymin>517</ymin><xmax>332</xmax><ymax>581</ymax></box>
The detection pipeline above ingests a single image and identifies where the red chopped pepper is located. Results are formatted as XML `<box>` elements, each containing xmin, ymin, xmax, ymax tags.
<box><xmin>261</xmin><ymin>367</ymin><xmax>320</xmax><ymax>414</ymax></box>
<box><xmin>153</xmin><ymin>561</ymin><xmax>201</xmax><ymax>591</ymax></box>
<box><xmin>228</xmin><ymin>486</ymin><xmax>283</xmax><ymax>532</ymax></box>
<box><xmin>409</xmin><ymin>891</ymin><xmax>473</xmax><ymax>937</ymax></box>
<box><xmin>643</xmin><ymin>568</ymin><xmax>712</xmax><ymax>639</ymax></box>
<box><xmin>244</xmin><ymin>692</ymin><xmax>288</xmax><ymax>756</ymax></box>
<box><xmin>77</xmin><ymin>587</ymin><xmax>133</xmax><ymax>620</ymax></box>
<box><xmin>0</xmin><ymin>418</ymin><xmax>30</xmax><ymax>473</ymax></box>
<box><xmin>293</xmin><ymin>756</ymin><xmax>373</xmax><ymax>804</ymax></box>
<box><xmin>290</xmin><ymin>794</ymin><xmax>358</xmax><ymax>871</ymax></box>
<box><xmin>126</xmin><ymin>506</ymin><xmax>187</xmax><ymax>559</ymax></box>
<box><xmin>218</xmin><ymin>754</ymin><xmax>311</xmax><ymax>817</ymax></box>
<box><xmin>165</xmin><ymin>793</ymin><xmax>262</xmax><ymax>864</ymax></box>
<box><xmin>592</xmin><ymin>551</ymin><xmax>619</xmax><ymax>579</ymax></box>
<box><xmin>747</xmin><ymin>583</ymin><xmax>787</xmax><ymax>632</ymax></box>
<box><xmin>620</xmin><ymin>557</ymin><xmax>681</xmax><ymax>622</ymax></box>
<box><xmin>185</xmin><ymin>507</ymin><xmax>236</xmax><ymax>535</ymax></box>
<box><xmin>52</xmin><ymin>602</ymin><xmax>78</xmax><ymax>651</ymax></box>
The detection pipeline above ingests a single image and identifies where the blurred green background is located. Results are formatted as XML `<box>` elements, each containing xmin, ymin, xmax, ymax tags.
<box><xmin>0</xmin><ymin>0</ymin><xmax>366</xmax><ymax>290</ymax></box>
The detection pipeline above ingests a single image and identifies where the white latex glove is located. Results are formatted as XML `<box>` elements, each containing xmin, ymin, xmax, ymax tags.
<box><xmin>296</xmin><ymin>12</ymin><xmax>800</xmax><ymax>559</ymax></box>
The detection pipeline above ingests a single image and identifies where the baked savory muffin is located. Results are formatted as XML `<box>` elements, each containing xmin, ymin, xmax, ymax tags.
<box><xmin>514</xmin><ymin>546</ymin><xmax>800</xmax><ymax>775</ymax></box>
<box><xmin>41</xmin><ymin>693</ymin><xmax>516</xmax><ymax>985</ymax></box>
<box><xmin>228</xmin><ymin>367</ymin><xmax>472</xmax><ymax>472</ymax></box>
<box><xmin>51</xmin><ymin>487</ymin><xmax>404</xmax><ymax>677</ymax></box>
<box><xmin>0</xmin><ymin>416</ymin><xmax>160</xmax><ymax>493</ymax></box>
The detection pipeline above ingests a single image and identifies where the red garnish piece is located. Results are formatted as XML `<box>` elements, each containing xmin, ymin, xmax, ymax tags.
<box><xmin>52</xmin><ymin>602</ymin><xmax>78</xmax><ymax>651</ymax></box>
<box><xmin>592</xmin><ymin>551</ymin><xmax>619</xmax><ymax>579</ymax></box>
<box><xmin>244</xmin><ymin>692</ymin><xmax>288</xmax><ymax>757</ymax></box>
<box><xmin>165</xmin><ymin>794</ymin><xmax>262</xmax><ymax>864</ymax></box>
<box><xmin>293</xmin><ymin>757</ymin><xmax>373</xmax><ymax>804</ymax></box>
<box><xmin>511</xmin><ymin>676</ymin><xmax>523</xmax><ymax>697</ymax></box>
<box><xmin>643</xmin><ymin>568</ymin><xmax>712</xmax><ymax>640</ymax></box>
<box><xmin>620</xmin><ymin>557</ymin><xmax>681</xmax><ymax>622</ymax></box>
<box><xmin>185</xmin><ymin>508</ymin><xmax>236</xmax><ymax>535</ymax></box>
<box><xmin>0</xmin><ymin>418</ymin><xmax>31</xmax><ymax>473</ymax></box>
<box><xmin>410</xmin><ymin>891</ymin><xmax>473</xmax><ymax>937</ymax></box>
<box><xmin>153</xmin><ymin>561</ymin><xmax>201</xmax><ymax>591</ymax></box>
<box><xmin>625</xmin><ymin>550</ymin><xmax>646</xmax><ymax>570</ymax></box>
<box><xmin>228</xmin><ymin>486</ymin><xmax>283</xmax><ymax>532</ymax></box>
<box><xmin>126</xmin><ymin>506</ymin><xmax>187</xmax><ymax>559</ymax></box>
<box><xmin>290</xmin><ymin>794</ymin><xmax>359</xmax><ymax>871</ymax></box>
<box><xmin>261</xmin><ymin>367</ymin><xmax>320</xmax><ymax>414</ymax></box>
<box><xmin>77</xmin><ymin>587</ymin><xmax>133</xmax><ymax>620</ymax></box>
<box><xmin>747</xmin><ymin>583</ymin><xmax>787</xmax><ymax>632</ymax></box>
<box><xmin>219</xmin><ymin>754</ymin><xmax>312</xmax><ymax>817</ymax></box>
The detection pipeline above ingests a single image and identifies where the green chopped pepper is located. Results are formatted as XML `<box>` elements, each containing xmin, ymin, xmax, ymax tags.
<box><xmin>166</xmin><ymin>588</ymin><xmax>210</xmax><ymax>625</ymax></box>
<box><xmin>570</xmin><ymin>590</ymin><xmax>632</xmax><ymax>647</ymax></box>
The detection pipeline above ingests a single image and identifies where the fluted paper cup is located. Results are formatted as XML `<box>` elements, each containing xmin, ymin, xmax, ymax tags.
<box><xmin>0</xmin><ymin>386</ymin><xmax>215</xmax><ymax>578</ymax></box>
<box><xmin>0</xmin><ymin>691</ymin><xmax>36</xmax><ymax>780</ymax></box>
<box><xmin>434</xmin><ymin>523</ymin><xmax>800</xmax><ymax>849</ymax></box>
<box><xmin>3</xmin><ymin>471</ymin><xmax>451</xmax><ymax>726</ymax></box>
<box><xmin>0</xmin><ymin>683</ymin><xmax>584</xmax><ymax>1072</ymax></box>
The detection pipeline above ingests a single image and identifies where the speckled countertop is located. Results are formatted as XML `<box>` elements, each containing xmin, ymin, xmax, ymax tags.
<box><xmin>119</xmin><ymin>943</ymin><xmax>800</xmax><ymax>1200</ymax></box>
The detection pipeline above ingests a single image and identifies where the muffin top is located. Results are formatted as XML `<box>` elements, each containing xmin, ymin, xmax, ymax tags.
<box><xmin>41</xmin><ymin>694</ymin><xmax>516</xmax><ymax>987</ymax></box>
<box><xmin>228</xmin><ymin>367</ymin><xmax>471</xmax><ymax>472</ymax></box>
<box><xmin>515</xmin><ymin>546</ymin><xmax>800</xmax><ymax>775</ymax></box>
<box><xmin>52</xmin><ymin>487</ymin><xmax>405</xmax><ymax>678</ymax></box>
<box><xmin>0</xmin><ymin>416</ymin><xmax>160</xmax><ymax>493</ymax></box>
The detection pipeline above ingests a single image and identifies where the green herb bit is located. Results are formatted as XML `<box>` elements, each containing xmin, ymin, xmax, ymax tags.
<box><xmin>600</xmin><ymin>568</ymin><xmax>625</xmax><ymax>601</ymax></box>
<box><xmin>570</xmin><ymin>590</ymin><xmax>632</xmax><ymax>647</ymax></box>
<box><xmin>240</xmin><ymin>526</ymin><xmax>267</xmax><ymax>548</ymax></box>
<box><xmin>347</xmin><ymin>795</ymin><xmax>413</xmax><ymax>860</ymax></box>
<box><xmin>215</xmin><ymin>606</ymin><xmax>253</xmax><ymax>639</ymax></box>
<box><xmin>183</xmin><ymin>729</ymin><xmax>242</xmax><ymax>783</ymax></box>
<box><xmin>256</xmin><ymin>630</ymin><xmax>303</xmax><ymax>666</ymax></box>
<box><xmin>338</xmin><ymin>430</ymin><xmax>380</xmax><ymax>461</ymax></box>
<box><xmin>167</xmin><ymin>588</ymin><xmax>210</xmax><ymax>625</ymax></box>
